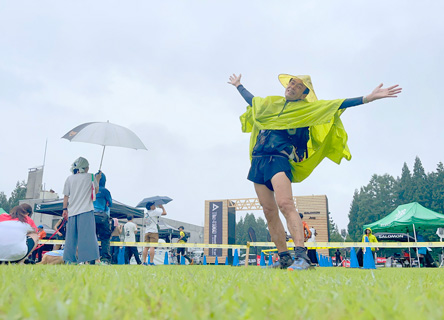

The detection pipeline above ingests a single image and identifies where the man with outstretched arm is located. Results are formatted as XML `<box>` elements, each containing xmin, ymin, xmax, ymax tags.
<box><xmin>228</xmin><ymin>73</ymin><xmax>401</xmax><ymax>270</ymax></box>
<box><xmin>142</xmin><ymin>202</ymin><xmax>167</xmax><ymax>266</ymax></box>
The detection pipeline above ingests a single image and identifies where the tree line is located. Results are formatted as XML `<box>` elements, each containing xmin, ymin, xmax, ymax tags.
<box><xmin>347</xmin><ymin>157</ymin><xmax>444</xmax><ymax>241</ymax></box>
<box><xmin>0</xmin><ymin>181</ymin><xmax>27</xmax><ymax>213</ymax></box>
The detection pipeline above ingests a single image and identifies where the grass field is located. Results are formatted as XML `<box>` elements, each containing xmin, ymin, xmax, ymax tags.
<box><xmin>1</xmin><ymin>265</ymin><xmax>443</xmax><ymax>320</ymax></box>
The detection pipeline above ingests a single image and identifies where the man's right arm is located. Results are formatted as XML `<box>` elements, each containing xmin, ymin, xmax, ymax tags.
<box><xmin>237</xmin><ymin>85</ymin><xmax>254</xmax><ymax>106</ymax></box>
<box><xmin>158</xmin><ymin>204</ymin><xmax>167</xmax><ymax>216</ymax></box>
<box><xmin>228</xmin><ymin>73</ymin><xmax>255</xmax><ymax>106</ymax></box>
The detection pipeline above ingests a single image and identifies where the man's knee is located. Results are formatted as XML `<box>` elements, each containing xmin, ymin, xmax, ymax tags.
<box><xmin>277</xmin><ymin>198</ymin><xmax>295</xmax><ymax>216</ymax></box>
<box><xmin>261</xmin><ymin>203</ymin><xmax>279</xmax><ymax>219</ymax></box>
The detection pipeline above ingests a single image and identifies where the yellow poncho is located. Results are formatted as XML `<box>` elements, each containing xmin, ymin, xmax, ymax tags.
<box><xmin>240</xmin><ymin>96</ymin><xmax>352</xmax><ymax>182</ymax></box>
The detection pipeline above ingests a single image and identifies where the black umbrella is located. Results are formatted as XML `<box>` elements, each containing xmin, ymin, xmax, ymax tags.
<box><xmin>136</xmin><ymin>196</ymin><xmax>173</xmax><ymax>208</ymax></box>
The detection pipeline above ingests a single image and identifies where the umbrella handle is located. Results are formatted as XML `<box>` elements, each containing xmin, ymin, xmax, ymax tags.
<box><xmin>99</xmin><ymin>145</ymin><xmax>106</xmax><ymax>170</ymax></box>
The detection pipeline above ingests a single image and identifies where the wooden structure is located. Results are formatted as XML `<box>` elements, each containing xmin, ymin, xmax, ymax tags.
<box><xmin>204</xmin><ymin>195</ymin><xmax>330</xmax><ymax>262</ymax></box>
<box><xmin>204</xmin><ymin>200</ymin><xmax>236</xmax><ymax>264</ymax></box>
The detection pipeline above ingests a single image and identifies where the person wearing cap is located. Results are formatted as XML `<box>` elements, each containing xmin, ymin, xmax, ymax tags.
<box><xmin>62</xmin><ymin>157</ymin><xmax>102</xmax><ymax>264</ymax></box>
<box><xmin>299</xmin><ymin>213</ymin><xmax>311</xmax><ymax>242</ymax></box>
<box><xmin>142</xmin><ymin>202</ymin><xmax>166</xmax><ymax>265</ymax></box>
<box><xmin>176</xmin><ymin>226</ymin><xmax>193</xmax><ymax>265</ymax></box>
<box><xmin>31</xmin><ymin>225</ymin><xmax>47</xmax><ymax>262</ymax></box>
<box><xmin>37</xmin><ymin>225</ymin><xmax>46</xmax><ymax>239</ymax></box>
<box><xmin>228</xmin><ymin>73</ymin><xmax>401</xmax><ymax>270</ymax></box>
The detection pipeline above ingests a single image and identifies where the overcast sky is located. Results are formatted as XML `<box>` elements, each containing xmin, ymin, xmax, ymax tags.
<box><xmin>1</xmin><ymin>1</ymin><xmax>443</xmax><ymax>230</ymax></box>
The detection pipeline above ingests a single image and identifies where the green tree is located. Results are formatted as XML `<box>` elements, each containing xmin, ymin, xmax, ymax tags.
<box><xmin>328</xmin><ymin>216</ymin><xmax>344</xmax><ymax>255</ymax></box>
<box><xmin>236</xmin><ymin>213</ymin><xmax>269</xmax><ymax>254</ymax></box>
<box><xmin>347</xmin><ymin>174</ymin><xmax>397</xmax><ymax>241</ymax></box>
<box><xmin>0</xmin><ymin>181</ymin><xmax>27</xmax><ymax>213</ymax></box>
<box><xmin>347</xmin><ymin>190</ymin><xmax>361</xmax><ymax>241</ymax></box>
<box><xmin>429</xmin><ymin>162</ymin><xmax>444</xmax><ymax>214</ymax></box>
<box><xmin>0</xmin><ymin>192</ymin><xmax>8</xmax><ymax>212</ymax></box>
<box><xmin>395</xmin><ymin>162</ymin><xmax>413</xmax><ymax>206</ymax></box>
<box><xmin>348</xmin><ymin>158</ymin><xmax>444</xmax><ymax>243</ymax></box>
<box><xmin>8</xmin><ymin>181</ymin><xmax>27</xmax><ymax>209</ymax></box>
<box><xmin>235</xmin><ymin>216</ymin><xmax>246</xmax><ymax>245</ymax></box>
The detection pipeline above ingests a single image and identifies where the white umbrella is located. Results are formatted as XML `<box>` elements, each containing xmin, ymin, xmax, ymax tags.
<box><xmin>62</xmin><ymin>121</ymin><xmax>147</xmax><ymax>169</ymax></box>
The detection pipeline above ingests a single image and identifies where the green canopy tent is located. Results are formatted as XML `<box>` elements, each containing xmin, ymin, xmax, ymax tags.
<box><xmin>0</xmin><ymin>208</ymin><xmax>6</xmax><ymax>214</ymax></box>
<box><xmin>363</xmin><ymin>202</ymin><xmax>444</xmax><ymax>267</ymax></box>
<box><xmin>363</xmin><ymin>202</ymin><xmax>444</xmax><ymax>233</ymax></box>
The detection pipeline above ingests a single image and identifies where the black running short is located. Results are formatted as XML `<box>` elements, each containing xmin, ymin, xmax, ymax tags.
<box><xmin>247</xmin><ymin>155</ymin><xmax>292</xmax><ymax>191</ymax></box>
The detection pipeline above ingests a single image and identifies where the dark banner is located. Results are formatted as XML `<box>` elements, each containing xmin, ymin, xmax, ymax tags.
<box><xmin>209</xmin><ymin>201</ymin><xmax>223</xmax><ymax>256</ymax></box>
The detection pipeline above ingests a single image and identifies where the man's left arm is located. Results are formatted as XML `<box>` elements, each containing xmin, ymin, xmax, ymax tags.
<box><xmin>339</xmin><ymin>83</ymin><xmax>402</xmax><ymax>110</ymax></box>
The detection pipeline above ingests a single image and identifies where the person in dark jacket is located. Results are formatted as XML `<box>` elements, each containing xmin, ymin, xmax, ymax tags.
<box><xmin>93</xmin><ymin>172</ymin><xmax>113</xmax><ymax>264</ymax></box>
<box><xmin>335</xmin><ymin>249</ymin><xmax>342</xmax><ymax>267</ymax></box>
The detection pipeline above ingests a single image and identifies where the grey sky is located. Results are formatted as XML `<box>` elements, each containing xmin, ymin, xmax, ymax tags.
<box><xmin>1</xmin><ymin>1</ymin><xmax>443</xmax><ymax>230</ymax></box>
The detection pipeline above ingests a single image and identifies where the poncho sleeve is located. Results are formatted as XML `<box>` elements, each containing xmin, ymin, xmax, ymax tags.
<box><xmin>239</xmin><ymin>96</ymin><xmax>351</xmax><ymax>182</ymax></box>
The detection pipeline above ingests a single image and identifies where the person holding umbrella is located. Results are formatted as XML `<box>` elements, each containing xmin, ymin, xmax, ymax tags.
<box><xmin>62</xmin><ymin>157</ymin><xmax>101</xmax><ymax>264</ymax></box>
<box><xmin>142</xmin><ymin>202</ymin><xmax>167</xmax><ymax>266</ymax></box>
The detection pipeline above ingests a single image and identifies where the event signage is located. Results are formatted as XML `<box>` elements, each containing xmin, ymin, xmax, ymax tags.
<box><xmin>209</xmin><ymin>201</ymin><xmax>223</xmax><ymax>256</ymax></box>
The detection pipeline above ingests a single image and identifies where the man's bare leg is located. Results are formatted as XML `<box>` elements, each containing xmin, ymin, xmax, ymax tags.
<box><xmin>254</xmin><ymin>183</ymin><xmax>287</xmax><ymax>252</ymax></box>
<box><xmin>271</xmin><ymin>172</ymin><xmax>304</xmax><ymax>248</ymax></box>
<box><xmin>149</xmin><ymin>247</ymin><xmax>155</xmax><ymax>264</ymax></box>
<box><xmin>142</xmin><ymin>247</ymin><xmax>148</xmax><ymax>264</ymax></box>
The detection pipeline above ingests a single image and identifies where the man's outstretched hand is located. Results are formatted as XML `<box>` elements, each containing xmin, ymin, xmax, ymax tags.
<box><xmin>228</xmin><ymin>74</ymin><xmax>242</xmax><ymax>88</ymax></box>
<box><xmin>367</xmin><ymin>84</ymin><xmax>402</xmax><ymax>102</ymax></box>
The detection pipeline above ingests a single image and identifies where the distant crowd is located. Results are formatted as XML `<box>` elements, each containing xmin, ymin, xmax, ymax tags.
<box><xmin>0</xmin><ymin>157</ymin><xmax>192</xmax><ymax>265</ymax></box>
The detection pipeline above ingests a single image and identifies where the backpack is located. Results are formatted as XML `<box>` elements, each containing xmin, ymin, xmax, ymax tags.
<box><xmin>287</xmin><ymin>127</ymin><xmax>310</xmax><ymax>161</ymax></box>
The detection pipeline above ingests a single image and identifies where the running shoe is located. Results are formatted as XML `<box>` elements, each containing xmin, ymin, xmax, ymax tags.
<box><xmin>267</xmin><ymin>254</ymin><xmax>293</xmax><ymax>269</ymax></box>
<box><xmin>287</xmin><ymin>256</ymin><xmax>314</xmax><ymax>271</ymax></box>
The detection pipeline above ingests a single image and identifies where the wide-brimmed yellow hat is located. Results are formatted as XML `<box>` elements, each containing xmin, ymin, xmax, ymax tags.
<box><xmin>278</xmin><ymin>74</ymin><xmax>318</xmax><ymax>102</ymax></box>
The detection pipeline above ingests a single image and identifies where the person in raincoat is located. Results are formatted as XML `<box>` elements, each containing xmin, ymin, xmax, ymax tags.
<box><xmin>362</xmin><ymin>227</ymin><xmax>378</xmax><ymax>246</ymax></box>
<box><xmin>358</xmin><ymin>227</ymin><xmax>379</xmax><ymax>266</ymax></box>
<box><xmin>228</xmin><ymin>73</ymin><xmax>401</xmax><ymax>270</ymax></box>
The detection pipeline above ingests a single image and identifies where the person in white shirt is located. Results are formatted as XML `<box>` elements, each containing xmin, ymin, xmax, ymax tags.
<box><xmin>308</xmin><ymin>227</ymin><xmax>316</xmax><ymax>242</ymax></box>
<box><xmin>123</xmin><ymin>215</ymin><xmax>141</xmax><ymax>264</ymax></box>
<box><xmin>62</xmin><ymin>157</ymin><xmax>101</xmax><ymax>264</ymax></box>
<box><xmin>142</xmin><ymin>202</ymin><xmax>166</xmax><ymax>265</ymax></box>
<box><xmin>0</xmin><ymin>204</ymin><xmax>39</xmax><ymax>264</ymax></box>
<box><xmin>307</xmin><ymin>226</ymin><xmax>318</xmax><ymax>265</ymax></box>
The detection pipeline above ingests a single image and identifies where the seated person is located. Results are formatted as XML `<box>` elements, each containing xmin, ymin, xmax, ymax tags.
<box><xmin>0</xmin><ymin>204</ymin><xmax>39</xmax><ymax>264</ymax></box>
